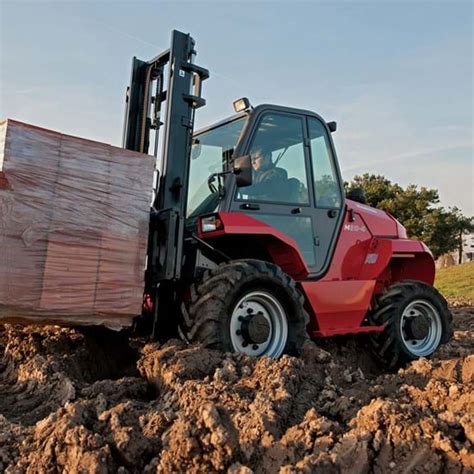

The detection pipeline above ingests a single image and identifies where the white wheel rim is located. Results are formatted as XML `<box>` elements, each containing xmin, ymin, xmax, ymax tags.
<box><xmin>400</xmin><ymin>299</ymin><xmax>443</xmax><ymax>357</ymax></box>
<box><xmin>230</xmin><ymin>291</ymin><xmax>288</xmax><ymax>357</ymax></box>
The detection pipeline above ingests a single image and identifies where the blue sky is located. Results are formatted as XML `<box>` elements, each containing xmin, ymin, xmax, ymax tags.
<box><xmin>1</xmin><ymin>0</ymin><xmax>472</xmax><ymax>214</ymax></box>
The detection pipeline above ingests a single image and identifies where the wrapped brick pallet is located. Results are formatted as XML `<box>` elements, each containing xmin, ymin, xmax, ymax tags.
<box><xmin>0</xmin><ymin>119</ymin><xmax>155</xmax><ymax>328</ymax></box>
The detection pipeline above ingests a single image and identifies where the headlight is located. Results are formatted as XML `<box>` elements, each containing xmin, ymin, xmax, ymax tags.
<box><xmin>233</xmin><ymin>97</ymin><xmax>251</xmax><ymax>112</ymax></box>
<box><xmin>200</xmin><ymin>215</ymin><xmax>223</xmax><ymax>233</ymax></box>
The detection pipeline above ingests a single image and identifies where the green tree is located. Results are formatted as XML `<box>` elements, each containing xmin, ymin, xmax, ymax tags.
<box><xmin>345</xmin><ymin>174</ymin><xmax>473</xmax><ymax>259</ymax></box>
<box><xmin>345</xmin><ymin>174</ymin><xmax>402</xmax><ymax>208</ymax></box>
<box><xmin>447</xmin><ymin>208</ymin><xmax>474</xmax><ymax>263</ymax></box>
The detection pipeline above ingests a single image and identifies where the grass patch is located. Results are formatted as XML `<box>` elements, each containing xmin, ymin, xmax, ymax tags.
<box><xmin>435</xmin><ymin>261</ymin><xmax>474</xmax><ymax>300</ymax></box>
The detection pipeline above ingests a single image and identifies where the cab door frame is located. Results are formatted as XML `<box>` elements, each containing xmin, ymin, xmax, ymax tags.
<box><xmin>222</xmin><ymin>104</ymin><xmax>346</xmax><ymax>280</ymax></box>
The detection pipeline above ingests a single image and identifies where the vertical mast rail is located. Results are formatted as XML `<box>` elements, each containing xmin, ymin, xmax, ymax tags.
<box><xmin>122</xmin><ymin>30</ymin><xmax>209</xmax><ymax>283</ymax></box>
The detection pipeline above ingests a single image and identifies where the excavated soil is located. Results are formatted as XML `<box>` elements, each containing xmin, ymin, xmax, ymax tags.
<box><xmin>0</xmin><ymin>305</ymin><xmax>473</xmax><ymax>473</ymax></box>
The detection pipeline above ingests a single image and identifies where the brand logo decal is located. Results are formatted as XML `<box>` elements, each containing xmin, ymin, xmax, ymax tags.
<box><xmin>365</xmin><ymin>253</ymin><xmax>378</xmax><ymax>264</ymax></box>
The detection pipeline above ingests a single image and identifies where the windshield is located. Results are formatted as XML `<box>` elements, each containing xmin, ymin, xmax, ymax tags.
<box><xmin>186</xmin><ymin>117</ymin><xmax>245</xmax><ymax>218</ymax></box>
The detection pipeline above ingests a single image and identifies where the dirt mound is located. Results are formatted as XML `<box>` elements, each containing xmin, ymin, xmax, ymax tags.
<box><xmin>0</xmin><ymin>307</ymin><xmax>473</xmax><ymax>473</ymax></box>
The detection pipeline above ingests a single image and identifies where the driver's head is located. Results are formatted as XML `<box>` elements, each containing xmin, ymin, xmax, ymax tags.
<box><xmin>251</xmin><ymin>146</ymin><xmax>272</xmax><ymax>172</ymax></box>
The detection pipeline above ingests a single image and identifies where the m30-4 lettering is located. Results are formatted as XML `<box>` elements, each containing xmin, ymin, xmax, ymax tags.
<box><xmin>344</xmin><ymin>224</ymin><xmax>367</xmax><ymax>232</ymax></box>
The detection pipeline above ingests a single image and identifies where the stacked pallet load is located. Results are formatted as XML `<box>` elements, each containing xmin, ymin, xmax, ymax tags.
<box><xmin>0</xmin><ymin>119</ymin><xmax>155</xmax><ymax>328</ymax></box>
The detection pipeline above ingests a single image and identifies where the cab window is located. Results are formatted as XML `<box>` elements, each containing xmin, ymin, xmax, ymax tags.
<box><xmin>237</xmin><ymin>113</ymin><xmax>309</xmax><ymax>205</ymax></box>
<box><xmin>187</xmin><ymin>117</ymin><xmax>245</xmax><ymax>219</ymax></box>
<box><xmin>308</xmin><ymin>118</ymin><xmax>342</xmax><ymax>208</ymax></box>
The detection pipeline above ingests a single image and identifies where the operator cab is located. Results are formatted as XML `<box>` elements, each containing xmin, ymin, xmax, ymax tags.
<box><xmin>188</xmin><ymin>101</ymin><xmax>344</xmax><ymax>276</ymax></box>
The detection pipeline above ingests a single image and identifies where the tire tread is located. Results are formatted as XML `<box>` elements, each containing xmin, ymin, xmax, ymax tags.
<box><xmin>180</xmin><ymin>259</ymin><xmax>309</xmax><ymax>356</ymax></box>
<box><xmin>368</xmin><ymin>280</ymin><xmax>453</xmax><ymax>369</ymax></box>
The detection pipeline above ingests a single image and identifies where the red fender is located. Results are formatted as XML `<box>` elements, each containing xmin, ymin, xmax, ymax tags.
<box><xmin>356</xmin><ymin>238</ymin><xmax>432</xmax><ymax>281</ymax></box>
<box><xmin>198</xmin><ymin>212</ymin><xmax>309</xmax><ymax>280</ymax></box>
<box><xmin>388</xmin><ymin>239</ymin><xmax>435</xmax><ymax>285</ymax></box>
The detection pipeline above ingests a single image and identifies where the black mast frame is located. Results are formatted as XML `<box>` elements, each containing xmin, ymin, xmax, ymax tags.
<box><xmin>122</xmin><ymin>30</ymin><xmax>209</xmax><ymax>336</ymax></box>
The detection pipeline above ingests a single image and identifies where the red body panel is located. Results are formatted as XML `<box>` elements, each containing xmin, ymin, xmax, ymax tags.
<box><xmin>198</xmin><ymin>212</ymin><xmax>309</xmax><ymax>280</ymax></box>
<box><xmin>302</xmin><ymin>280</ymin><xmax>381</xmax><ymax>336</ymax></box>
<box><xmin>349</xmin><ymin>201</ymin><xmax>398</xmax><ymax>237</ymax></box>
<box><xmin>199</xmin><ymin>201</ymin><xmax>435</xmax><ymax>337</ymax></box>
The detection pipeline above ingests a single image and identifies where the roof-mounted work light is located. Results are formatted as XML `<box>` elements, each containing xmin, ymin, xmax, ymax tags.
<box><xmin>233</xmin><ymin>97</ymin><xmax>252</xmax><ymax>113</ymax></box>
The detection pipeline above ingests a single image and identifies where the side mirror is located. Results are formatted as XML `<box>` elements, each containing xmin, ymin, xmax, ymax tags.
<box><xmin>327</xmin><ymin>121</ymin><xmax>337</xmax><ymax>133</ymax></box>
<box><xmin>233</xmin><ymin>154</ymin><xmax>252</xmax><ymax>187</ymax></box>
<box><xmin>346</xmin><ymin>187</ymin><xmax>366</xmax><ymax>204</ymax></box>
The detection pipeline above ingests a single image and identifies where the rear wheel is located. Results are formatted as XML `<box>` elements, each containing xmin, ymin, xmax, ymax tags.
<box><xmin>180</xmin><ymin>259</ymin><xmax>309</xmax><ymax>357</ymax></box>
<box><xmin>369</xmin><ymin>280</ymin><xmax>453</xmax><ymax>369</ymax></box>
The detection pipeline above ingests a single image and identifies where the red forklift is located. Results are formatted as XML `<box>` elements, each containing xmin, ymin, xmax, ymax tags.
<box><xmin>123</xmin><ymin>30</ymin><xmax>452</xmax><ymax>369</ymax></box>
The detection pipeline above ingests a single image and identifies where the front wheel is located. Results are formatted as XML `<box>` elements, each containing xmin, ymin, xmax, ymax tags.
<box><xmin>369</xmin><ymin>280</ymin><xmax>453</xmax><ymax>369</ymax></box>
<box><xmin>180</xmin><ymin>259</ymin><xmax>309</xmax><ymax>357</ymax></box>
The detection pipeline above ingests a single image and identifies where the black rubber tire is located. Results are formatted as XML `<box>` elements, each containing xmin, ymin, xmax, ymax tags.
<box><xmin>368</xmin><ymin>280</ymin><xmax>453</xmax><ymax>369</ymax></box>
<box><xmin>180</xmin><ymin>259</ymin><xmax>309</xmax><ymax>357</ymax></box>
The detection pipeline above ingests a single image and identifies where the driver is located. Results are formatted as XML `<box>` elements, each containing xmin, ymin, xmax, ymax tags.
<box><xmin>250</xmin><ymin>146</ymin><xmax>287</xmax><ymax>199</ymax></box>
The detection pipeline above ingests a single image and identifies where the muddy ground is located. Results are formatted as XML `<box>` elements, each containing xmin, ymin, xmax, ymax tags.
<box><xmin>0</xmin><ymin>303</ymin><xmax>472</xmax><ymax>473</ymax></box>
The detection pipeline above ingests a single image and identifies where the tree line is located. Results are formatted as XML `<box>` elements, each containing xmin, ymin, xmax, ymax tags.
<box><xmin>345</xmin><ymin>174</ymin><xmax>474</xmax><ymax>261</ymax></box>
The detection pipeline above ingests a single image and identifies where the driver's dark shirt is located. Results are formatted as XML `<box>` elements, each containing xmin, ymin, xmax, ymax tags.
<box><xmin>250</xmin><ymin>163</ymin><xmax>288</xmax><ymax>200</ymax></box>
<box><xmin>254</xmin><ymin>165</ymin><xmax>288</xmax><ymax>185</ymax></box>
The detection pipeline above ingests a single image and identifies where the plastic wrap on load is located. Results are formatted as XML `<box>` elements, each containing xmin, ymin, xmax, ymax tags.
<box><xmin>0</xmin><ymin>119</ymin><xmax>155</xmax><ymax>328</ymax></box>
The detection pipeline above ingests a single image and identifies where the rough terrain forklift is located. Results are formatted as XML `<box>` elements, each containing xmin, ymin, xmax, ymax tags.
<box><xmin>124</xmin><ymin>30</ymin><xmax>452</xmax><ymax>368</ymax></box>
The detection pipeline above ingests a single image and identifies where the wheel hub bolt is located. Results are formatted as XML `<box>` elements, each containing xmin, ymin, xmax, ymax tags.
<box><xmin>252</xmin><ymin>344</ymin><xmax>259</xmax><ymax>350</ymax></box>
<box><xmin>238</xmin><ymin>316</ymin><xmax>244</xmax><ymax>322</ymax></box>
<box><xmin>247</xmin><ymin>308</ymin><xmax>253</xmax><ymax>314</ymax></box>
<box><xmin>242</xmin><ymin>341</ymin><xmax>248</xmax><ymax>347</ymax></box>
<box><xmin>236</xmin><ymin>330</ymin><xmax>241</xmax><ymax>336</ymax></box>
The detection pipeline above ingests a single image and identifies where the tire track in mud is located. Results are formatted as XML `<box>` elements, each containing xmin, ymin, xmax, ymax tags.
<box><xmin>0</xmin><ymin>307</ymin><xmax>472</xmax><ymax>473</ymax></box>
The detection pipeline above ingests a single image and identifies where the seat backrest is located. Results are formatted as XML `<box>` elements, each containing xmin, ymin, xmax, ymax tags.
<box><xmin>287</xmin><ymin>177</ymin><xmax>301</xmax><ymax>202</ymax></box>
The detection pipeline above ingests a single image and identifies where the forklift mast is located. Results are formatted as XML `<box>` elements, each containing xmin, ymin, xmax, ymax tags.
<box><xmin>122</xmin><ymin>30</ymin><xmax>209</xmax><ymax>284</ymax></box>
